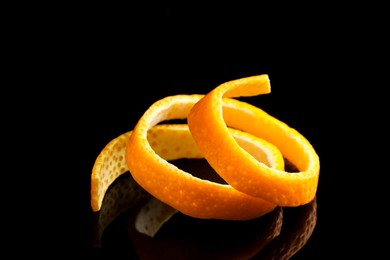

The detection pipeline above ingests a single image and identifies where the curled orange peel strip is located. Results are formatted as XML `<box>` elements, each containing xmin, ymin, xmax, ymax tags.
<box><xmin>92</xmin><ymin>74</ymin><xmax>320</xmax><ymax>221</ymax></box>
<box><xmin>91</xmin><ymin>131</ymin><xmax>131</xmax><ymax>212</ymax></box>
<box><xmin>187</xmin><ymin>75</ymin><xmax>320</xmax><ymax>206</ymax></box>
<box><xmin>125</xmin><ymin>95</ymin><xmax>285</xmax><ymax>220</ymax></box>
<box><xmin>91</xmin><ymin>122</ymin><xmax>284</xmax><ymax>219</ymax></box>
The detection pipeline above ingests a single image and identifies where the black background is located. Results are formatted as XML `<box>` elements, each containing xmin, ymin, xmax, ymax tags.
<box><xmin>9</xmin><ymin>3</ymin><xmax>387</xmax><ymax>259</ymax></box>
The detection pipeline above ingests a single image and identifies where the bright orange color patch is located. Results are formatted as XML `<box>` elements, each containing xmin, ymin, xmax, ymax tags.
<box><xmin>91</xmin><ymin>74</ymin><xmax>320</xmax><ymax>221</ymax></box>
<box><xmin>125</xmin><ymin>95</ymin><xmax>285</xmax><ymax>220</ymax></box>
<box><xmin>91</xmin><ymin>123</ymin><xmax>284</xmax><ymax>219</ymax></box>
<box><xmin>187</xmin><ymin>75</ymin><xmax>320</xmax><ymax>206</ymax></box>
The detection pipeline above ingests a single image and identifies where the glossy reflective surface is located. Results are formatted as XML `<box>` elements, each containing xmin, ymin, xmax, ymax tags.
<box><xmin>91</xmin><ymin>158</ymin><xmax>317</xmax><ymax>259</ymax></box>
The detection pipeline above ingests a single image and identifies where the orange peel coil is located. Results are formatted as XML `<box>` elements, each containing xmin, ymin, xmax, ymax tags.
<box><xmin>187</xmin><ymin>75</ymin><xmax>320</xmax><ymax>206</ymax></box>
<box><xmin>125</xmin><ymin>94</ymin><xmax>286</xmax><ymax>220</ymax></box>
<box><xmin>92</xmin><ymin>74</ymin><xmax>320</xmax><ymax>222</ymax></box>
<box><xmin>91</xmin><ymin>124</ymin><xmax>283</xmax><ymax>213</ymax></box>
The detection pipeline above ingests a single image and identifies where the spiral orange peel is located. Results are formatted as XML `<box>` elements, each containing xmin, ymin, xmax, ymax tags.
<box><xmin>125</xmin><ymin>95</ymin><xmax>285</xmax><ymax>220</ymax></box>
<box><xmin>91</xmin><ymin>74</ymin><xmax>320</xmax><ymax>221</ymax></box>
<box><xmin>92</xmin><ymin>123</ymin><xmax>284</xmax><ymax>219</ymax></box>
<box><xmin>187</xmin><ymin>75</ymin><xmax>320</xmax><ymax>206</ymax></box>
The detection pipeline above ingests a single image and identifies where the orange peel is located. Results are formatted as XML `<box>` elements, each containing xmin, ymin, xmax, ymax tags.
<box><xmin>92</xmin><ymin>74</ymin><xmax>320</xmax><ymax>221</ymax></box>
<box><xmin>92</xmin><ymin>121</ymin><xmax>284</xmax><ymax>219</ymax></box>
<box><xmin>187</xmin><ymin>74</ymin><xmax>320</xmax><ymax>206</ymax></box>
<box><xmin>91</xmin><ymin>131</ymin><xmax>132</xmax><ymax>212</ymax></box>
<box><xmin>125</xmin><ymin>95</ymin><xmax>285</xmax><ymax>220</ymax></box>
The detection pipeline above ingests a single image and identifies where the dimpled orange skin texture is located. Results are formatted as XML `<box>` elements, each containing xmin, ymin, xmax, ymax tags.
<box><xmin>187</xmin><ymin>75</ymin><xmax>320</xmax><ymax>206</ymax></box>
<box><xmin>125</xmin><ymin>95</ymin><xmax>285</xmax><ymax>220</ymax></box>
<box><xmin>91</xmin><ymin>131</ymin><xmax>131</xmax><ymax>212</ymax></box>
<box><xmin>90</xmin><ymin>123</ymin><xmax>283</xmax><ymax>215</ymax></box>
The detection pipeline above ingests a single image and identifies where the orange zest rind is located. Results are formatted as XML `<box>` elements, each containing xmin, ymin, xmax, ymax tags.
<box><xmin>91</xmin><ymin>74</ymin><xmax>320</xmax><ymax>221</ymax></box>
<box><xmin>188</xmin><ymin>75</ymin><xmax>320</xmax><ymax>206</ymax></box>
<box><xmin>91</xmin><ymin>131</ymin><xmax>131</xmax><ymax>212</ymax></box>
<box><xmin>92</xmin><ymin>122</ymin><xmax>284</xmax><ymax>218</ymax></box>
<box><xmin>125</xmin><ymin>95</ymin><xmax>285</xmax><ymax>220</ymax></box>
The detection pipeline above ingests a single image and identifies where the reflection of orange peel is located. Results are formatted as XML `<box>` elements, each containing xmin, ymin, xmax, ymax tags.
<box><xmin>256</xmin><ymin>196</ymin><xmax>317</xmax><ymax>259</ymax></box>
<box><xmin>135</xmin><ymin>197</ymin><xmax>179</xmax><ymax>237</ymax></box>
<box><xmin>128</xmin><ymin>207</ymin><xmax>284</xmax><ymax>259</ymax></box>
<box><xmin>188</xmin><ymin>75</ymin><xmax>320</xmax><ymax>206</ymax></box>
<box><xmin>128</xmin><ymin>197</ymin><xmax>317</xmax><ymax>259</ymax></box>
<box><xmin>92</xmin><ymin>173</ymin><xmax>149</xmax><ymax>247</ymax></box>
